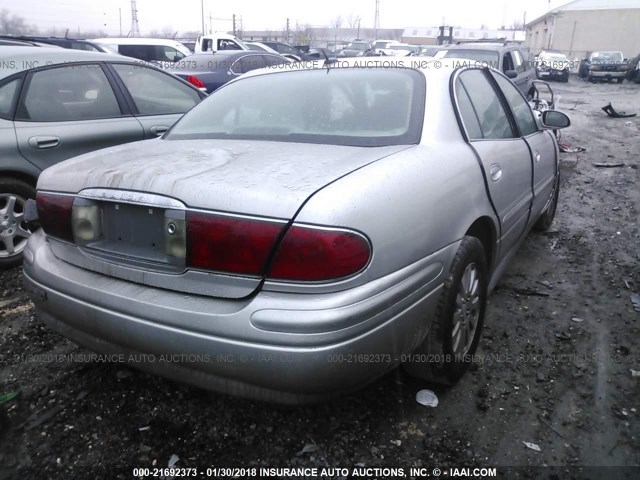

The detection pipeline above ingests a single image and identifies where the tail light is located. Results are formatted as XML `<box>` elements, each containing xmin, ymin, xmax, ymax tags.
<box><xmin>36</xmin><ymin>192</ymin><xmax>75</xmax><ymax>242</ymax></box>
<box><xmin>186</xmin><ymin>212</ymin><xmax>370</xmax><ymax>282</ymax></box>
<box><xmin>186</xmin><ymin>75</ymin><xmax>206</xmax><ymax>90</ymax></box>
<box><xmin>71</xmin><ymin>199</ymin><xmax>102</xmax><ymax>242</ymax></box>
<box><xmin>186</xmin><ymin>212</ymin><xmax>285</xmax><ymax>276</ymax></box>
<box><xmin>268</xmin><ymin>225</ymin><xmax>371</xmax><ymax>281</ymax></box>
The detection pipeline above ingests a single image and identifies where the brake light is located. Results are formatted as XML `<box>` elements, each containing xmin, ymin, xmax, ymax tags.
<box><xmin>186</xmin><ymin>75</ymin><xmax>206</xmax><ymax>90</ymax></box>
<box><xmin>268</xmin><ymin>225</ymin><xmax>370</xmax><ymax>281</ymax></box>
<box><xmin>36</xmin><ymin>192</ymin><xmax>75</xmax><ymax>243</ymax></box>
<box><xmin>186</xmin><ymin>212</ymin><xmax>285</xmax><ymax>275</ymax></box>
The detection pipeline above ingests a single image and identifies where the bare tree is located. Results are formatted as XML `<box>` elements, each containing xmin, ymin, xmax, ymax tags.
<box><xmin>346</xmin><ymin>14</ymin><xmax>361</xmax><ymax>29</ymax></box>
<box><xmin>0</xmin><ymin>8</ymin><xmax>38</xmax><ymax>35</ymax></box>
<box><xmin>330</xmin><ymin>15</ymin><xmax>343</xmax><ymax>48</ymax></box>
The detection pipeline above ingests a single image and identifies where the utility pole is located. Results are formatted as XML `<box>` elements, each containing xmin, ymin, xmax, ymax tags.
<box><xmin>119</xmin><ymin>8</ymin><xmax>122</xmax><ymax>36</ymax></box>
<box><xmin>286</xmin><ymin>18</ymin><xmax>290</xmax><ymax>43</ymax></box>
<box><xmin>233</xmin><ymin>14</ymin><xmax>236</xmax><ymax>35</ymax></box>
<box><xmin>374</xmin><ymin>0</ymin><xmax>380</xmax><ymax>40</ymax></box>
<box><xmin>208</xmin><ymin>13</ymin><xmax>213</xmax><ymax>34</ymax></box>
<box><xmin>201</xmin><ymin>0</ymin><xmax>205</xmax><ymax>36</ymax></box>
<box><xmin>130</xmin><ymin>0</ymin><xmax>140</xmax><ymax>37</ymax></box>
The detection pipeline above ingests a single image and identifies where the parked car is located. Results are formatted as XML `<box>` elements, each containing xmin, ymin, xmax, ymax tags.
<box><xmin>435</xmin><ymin>43</ymin><xmax>536</xmax><ymax>97</ymax></box>
<box><xmin>420</xmin><ymin>46</ymin><xmax>445</xmax><ymax>57</ymax></box>
<box><xmin>535</xmin><ymin>51</ymin><xmax>570</xmax><ymax>82</ymax></box>
<box><xmin>0</xmin><ymin>36</ymin><xmax>63</xmax><ymax>48</ymax></box>
<box><xmin>305</xmin><ymin>47</ymin><xmax>337</xmax><ymax>60</ymax></box>
<box><xmin>167</xmin><ymin>51</ymin><xmax>290</xmax><ymax>93</ymax></box>
<box><xmin>23</xmin><ymin>58</ymin><xmax>570</xmax><ymax>403</ymax></box>
<box><xmin>337</xmin><ymin>40</ymin><xmax>372</xmax><ymax>58</ymax></box>
<box><xmin>194</xmin><ymin>33</ymin><xmax>248</xmax><ymax>54</ymax></box>
<box><xmin>372</xmin><ymin>39</ymin><xmax>398</xmax><ymax>54</ymax></box>
<box><xmin>381</xmin><ymin>43</ymin><xmax>420</xmax><ymax>56</ymax></box>
<box><xmin>578</xmin><ymin>51</ymin><xmax>628</xmax><ymax>83</ymax></box>
<box><xmin>4</xmin><ymin>36</ymin><xmax>114</xmax><ymax>53</ymax></box>
<box><xmin>260</xmin><ymin>41</ymin><xmax>312</xmax><ymax>61</ymax></box>
<box><xmin>245</xmin><ymin>41</ymin><xmax>280</xmax><ymax>54</ymax></box>
<box><xmin>90</xmin><ymin>37</ymin><xmax>192</xmax><ymax>64</ymax></box>
<box><xmin>0</xmin><ymin>47</ymin><xmax>206</xmax><ymax>266</ymax></box>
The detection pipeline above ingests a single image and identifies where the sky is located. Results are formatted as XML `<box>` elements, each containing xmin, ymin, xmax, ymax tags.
<box><xmin>3</xmin><ymin>0</ymin><xmax>569</xmax><ymax>36</ymax></box>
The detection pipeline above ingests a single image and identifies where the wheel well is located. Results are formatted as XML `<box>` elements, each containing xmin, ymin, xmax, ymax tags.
<box><xmin>465</xmin><ymin>217</ymin><xmax>495</xmax><ymax>270</ymax></box>
<box><xmin>0</xmin><ymin>171</ymin><xmax>38</xmax><ymax>189</ymax></box>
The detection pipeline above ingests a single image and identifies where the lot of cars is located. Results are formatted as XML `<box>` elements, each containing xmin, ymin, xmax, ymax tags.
<box><xmin>168</xmin><ymin>51</ymin><xmax>290</xmax><ymax>93</ymax></box>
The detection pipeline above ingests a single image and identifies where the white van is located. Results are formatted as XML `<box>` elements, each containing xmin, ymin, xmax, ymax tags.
<box><xmin>90</xmin><ymin>38</ymin><xmax>192</xmax><ymax>63</ymax></box>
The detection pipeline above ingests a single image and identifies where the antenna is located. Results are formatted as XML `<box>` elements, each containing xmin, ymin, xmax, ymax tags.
<box><xmin>130</xmin><ymin>0</ymin><xmax>141</xmax><ymax>37</ymax></box>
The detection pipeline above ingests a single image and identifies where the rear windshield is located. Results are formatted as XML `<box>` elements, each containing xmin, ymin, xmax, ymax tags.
<box><xmin>591</xmin><ymin>52</ymin><xmax>623</xmax><ymax>62</ymax></box>
<box><xmin>166</xmin><ymin>68</ymin><xmax>425</xmax><ymax>147</ymax></box>
<box><xmin>439</xmin><ymin>49</ymin><xmax>500</xmax><ymax>64</ymax></box>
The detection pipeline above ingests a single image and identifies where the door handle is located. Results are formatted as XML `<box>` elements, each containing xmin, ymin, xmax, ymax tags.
<box><xmin>150</xmin><ymin>126</ymin><xmax>168</xmax><ymax>137</ymax></box>
<box><xmin>534</xmin><ymin>150</ymin><xmax>541</xmax><ymax>162</ymax></box>
<box><xmin>28</xmin><ymin>136</ymin><xmax>60</xmax><ymax>149</ymax></box>
<box><xmin>489</xmin><ymin>163</ymin><xmax>503</xmax><ymax>182</ymax></box>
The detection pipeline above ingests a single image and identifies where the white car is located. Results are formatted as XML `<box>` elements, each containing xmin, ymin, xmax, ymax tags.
<box><xmin>381</xmin><ymin>43</ymin><xmax>419</xmax><ymax>57</ymax></box>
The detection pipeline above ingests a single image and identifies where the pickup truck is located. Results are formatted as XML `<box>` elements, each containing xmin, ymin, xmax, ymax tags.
<box><xmin>579</xmin><ymin>51</ymin><xmax>629</xmax><ymax>83</ymax></box>
<box><xmin>194</xmin><ymin>33</ymin><xmax>249</xmax><ymax>53</ymax></box>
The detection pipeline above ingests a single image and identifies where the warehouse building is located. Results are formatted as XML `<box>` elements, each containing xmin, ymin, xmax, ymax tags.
<box><xmin>525</xmin><ymin>0</ymin><xmax>640</xmax><ymax>59</ymax></box>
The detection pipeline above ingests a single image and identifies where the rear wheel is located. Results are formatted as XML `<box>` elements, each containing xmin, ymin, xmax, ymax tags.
<box><xmin>616</xmin><ymin>78</ymin><xmax>624</xmax><ymax>84</ymax></box>
<box><xmin>403</xmin><ymin>236</ymin><xmax>488</xmax><ymax>385</ymax></box>
<box><xmin>0</xmin><ymin>178</ymin><xmax>35</xmax><ymax>268</ymax></box>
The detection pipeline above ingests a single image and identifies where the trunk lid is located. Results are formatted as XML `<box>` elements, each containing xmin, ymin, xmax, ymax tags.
<box><xmin>38</xmin><ymin>139</ymin><xmax>410</xmax><ymax>298</ymax></box>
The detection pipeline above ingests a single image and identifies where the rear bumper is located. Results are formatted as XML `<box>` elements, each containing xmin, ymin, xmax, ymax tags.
<box><xmin>23</xmin><ymin>230</ymin><xmax>452</xmax><ymax>403</ymax></box>
<box><xmin>589</xmin><ymin>71</ymin><xmax>625</xmax><ymax>78</ymax></box>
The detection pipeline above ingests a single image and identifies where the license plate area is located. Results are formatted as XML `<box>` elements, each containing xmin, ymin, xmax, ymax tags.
<box><xmin>82</xmin><ymin>201</ymin><xmax>185</xmax><ymax>267</ymax></box>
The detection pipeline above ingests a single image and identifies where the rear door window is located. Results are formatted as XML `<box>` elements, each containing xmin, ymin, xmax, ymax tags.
<box><xmin>18</xmin><ymin>64</ymin><xmax>122</xmax><ymax>121</ymax></box>
<box><xmin>119</xmin><ymin>44</ymin><xmax>152</xmax><ymax>60</ymax></box>
<box><xmin>112</xmin><ymin>63</ymin><xmax>201</xmax><ymax>115</ymax></box>
<box><xmin>457</xmin><ymin>70</ymin><xmax>514</xmax><ymax>140</ymax></box>
<box><xmin>490</xmin><ymin>72</ymin><xmax>538</xmax><ymax>137</ymax></box>
<box><xmin>0</xmin><ymin>78</ymin><xmax>21</xmax><ymax>118</ymax></box>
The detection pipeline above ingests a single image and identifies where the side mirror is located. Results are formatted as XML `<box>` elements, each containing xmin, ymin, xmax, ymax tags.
<box><xmin>505</xmin><ymin>70</ymin><xmax>518</xmax><ymax>79</ymax></box>
<box><xmin>541</xmin><ymin>110</ymin><xmax>571</xmax><ymax>129</ymax></box>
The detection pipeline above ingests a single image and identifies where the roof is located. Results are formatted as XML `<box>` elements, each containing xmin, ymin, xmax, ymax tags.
<box><xmin>0</xmin><ymin>46</ymin><xmax>135</xmax><ymax>80</ymax></box>
<box><xmin>556</xmin><ymin>0</ymin><xmax>640</xmax><ymax>11</ymax></box>
<box><xmin>527</xmin><ymin>0</ymin><xmax>640</xmax><ymax>26</ymax></box>
<box><xmin>90</xmin><ymin>37</ymin><xmax>185</xmax><ymax>46</ymax></box>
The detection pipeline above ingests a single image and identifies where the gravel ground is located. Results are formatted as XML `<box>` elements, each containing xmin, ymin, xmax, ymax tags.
<box><xmin>1</xmin><ymin>76</ymin><xmax>639</xmax><ymax>480</ymax></box>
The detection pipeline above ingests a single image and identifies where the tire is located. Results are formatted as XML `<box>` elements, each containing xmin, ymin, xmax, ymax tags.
<box><xmin>0</xmin><ymin>178</ymin><xmax>36</xmax><ymax>268</ymax></box>
<box><xmin>403</xmin><ymin>236</ymin><xmax>488</xmax><ymax>385</ymax></box>
<box><xmin>534</xmin><ymin>176</ymin><xmax>559</xmax><ymax>231</ymax></box>
<box><xmin>587</xmin><ymin>74</ymin><xmax>594</xmax><ymax>83</ymax></box>
<box><xmin>616</xmin><ymin>78</ymin><xmax>624</xmax><ymax>84</ymax></box>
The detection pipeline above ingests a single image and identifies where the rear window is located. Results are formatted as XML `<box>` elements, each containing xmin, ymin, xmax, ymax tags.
<box><xmin>591</xmin><ymin>52</ymin><xmax>623</xmax><ymax>62</ymax></box>
<box><xmin>166</xmin><ymin>68</ymin><xmax>425</xmax><ymax>147</ymax></box>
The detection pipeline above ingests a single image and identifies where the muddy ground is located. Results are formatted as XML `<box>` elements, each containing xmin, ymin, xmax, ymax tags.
<box><xmin>1</xmin><ymin>77</ymin><xmax>639</xmax><ymax>480</ymax></box>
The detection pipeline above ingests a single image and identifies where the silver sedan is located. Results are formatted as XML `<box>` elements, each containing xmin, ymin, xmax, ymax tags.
<box><xmin>23</xmin><ymin>58</ymin><xmax>571</xmax><ymax>404</ymax></box>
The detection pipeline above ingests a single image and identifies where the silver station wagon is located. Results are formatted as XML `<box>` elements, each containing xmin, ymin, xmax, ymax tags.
<box><xmin>23</xmin><ymin>58</ymin><xmax>571</xmax><ymax>404</ymax></box>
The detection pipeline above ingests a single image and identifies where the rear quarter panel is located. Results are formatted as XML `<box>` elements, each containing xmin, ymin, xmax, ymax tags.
<box><xmin>293</xmin><ymin>66</ymin><xmax>498</xmax><ymax>286</ymax></box>
<box><xmin>293</xmin><ymin>142</ymin><xmax>496</xmax><ymax>285</ymax></box>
